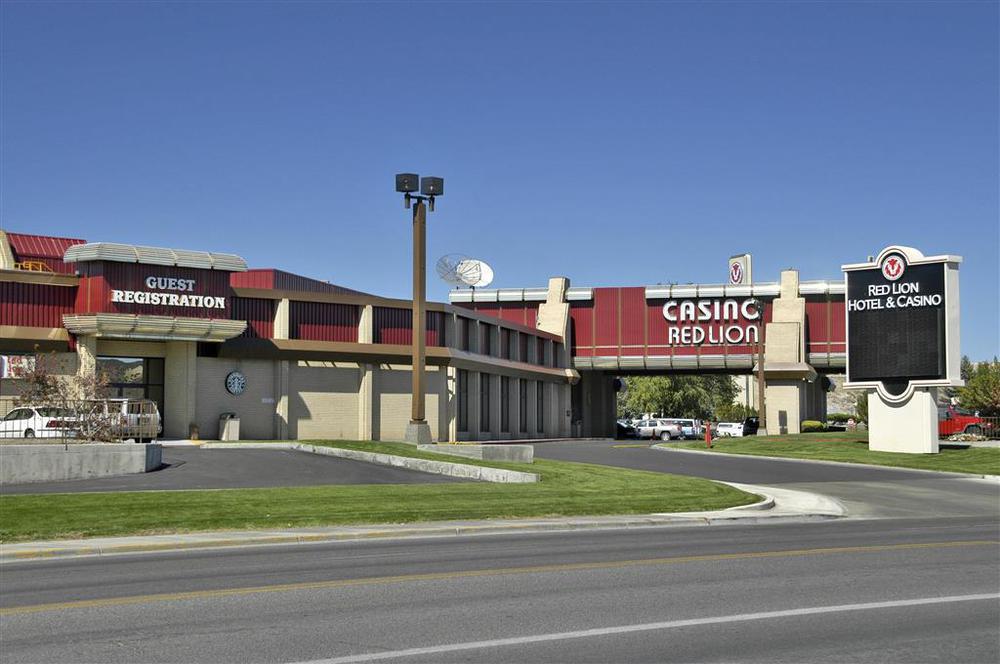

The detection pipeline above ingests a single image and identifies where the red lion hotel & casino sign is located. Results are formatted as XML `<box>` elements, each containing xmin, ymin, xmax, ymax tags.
<box><xmin>843</xmin><ymin>245</ymin><xmax>962</xmax><ymax>454</ymax></box>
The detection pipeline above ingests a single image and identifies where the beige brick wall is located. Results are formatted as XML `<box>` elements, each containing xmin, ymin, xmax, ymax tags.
<box><xmin>289</xmin><ymin>361</ymin><xmax>360</xmax><ymax>440</ymax></box>
<box><xmin>375</xmin><ymin>365</ymin><xmax>442</xmax><ymax>442</ymax></box>
<box><xmin>196</xmin><ymin>358</ymin><xmax>277</xmax><ymax>440</ymax></box>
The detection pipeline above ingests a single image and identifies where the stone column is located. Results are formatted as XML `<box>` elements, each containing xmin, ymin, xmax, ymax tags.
<box><xmin>274</xmin><ymin>298</ymin><xmax>290</xmax><ymax>340</ymax></box>
<box><xmin>357</xmin><ymin>304</ymin><xmax>375</xmax><ymax>441</ymax></box>
<box><xmin>443</xmin><ymin>365</ymin><xmax>458</xmax><ymax>442</ymax></box>
<box><xmin>276</xmin><ymin>360</ymin><xmax>291</xmax><ymax>439</ymax></box>
<box><xmin>761</xmin><ymin>270</ymin><xmax>818</xmax><ymax>435</ymax></box>
<box><xmin>75</xmin><ymin>334</ymin><xmax>98</xmax><ymax>387</ymax></box>
<box><xmin>164</xmin><ymin>341</ymin><xmax>197</xmax><ymax>439</ymax></box>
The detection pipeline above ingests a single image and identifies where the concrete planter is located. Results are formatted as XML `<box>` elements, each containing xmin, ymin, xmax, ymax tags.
<box><xmin>0</xmin><ymin>444</ymin><xmax>163</xmax><ymax>485</ymax></box>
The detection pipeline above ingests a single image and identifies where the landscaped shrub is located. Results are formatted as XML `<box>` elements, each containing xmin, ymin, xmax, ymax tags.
<box><xmin>801</xmin><ymin>420</ymin><xmax>825</xmax><ymax>433</ymax></box>
<box><xmin>827</xmin><ymin>413</ymin><xmax>852</xmax><ymax>424</ymax></box>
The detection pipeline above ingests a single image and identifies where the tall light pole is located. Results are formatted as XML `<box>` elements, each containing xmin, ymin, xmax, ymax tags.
<box><xmin>396</xmin><ymin>173</ymin><xmax>443</xmax><ymax>445</ymax></box>
<box><xmin>750</xmin><ymin>298</ymin><xmax>767</xmax><ymax>435</ymax></box>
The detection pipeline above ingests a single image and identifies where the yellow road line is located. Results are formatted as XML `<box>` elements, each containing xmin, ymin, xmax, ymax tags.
<box><xmin>1</xmin><ymin>540</ymin><xmax>994</xmax><ymax>616</ymax></box>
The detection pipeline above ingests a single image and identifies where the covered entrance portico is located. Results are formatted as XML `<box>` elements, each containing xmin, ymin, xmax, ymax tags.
<box><xmin>453</xmin><ymin>269</ymin><xmax>846</xmax><ymax>437</ymax></box>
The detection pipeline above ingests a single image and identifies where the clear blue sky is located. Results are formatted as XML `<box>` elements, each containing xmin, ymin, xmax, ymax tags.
<box><xmin>2</xmin><ymin>1</ymin><xmax>997</xmax><ymax>359</ymax></box>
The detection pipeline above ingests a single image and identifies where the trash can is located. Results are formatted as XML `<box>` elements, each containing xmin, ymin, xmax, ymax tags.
<box><xmin>219</xmin><ymin>412</ymin><xmax>240</xmax><ymax>441</ymax></box>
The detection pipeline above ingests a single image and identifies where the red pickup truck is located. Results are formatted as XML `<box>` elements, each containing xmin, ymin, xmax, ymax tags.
<box><xmin>937</xmin><ymin>406</ymin><xmax>989</xmax><ymax>437</ymax></box>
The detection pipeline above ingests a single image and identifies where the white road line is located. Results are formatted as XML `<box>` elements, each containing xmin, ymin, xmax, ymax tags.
<box><xmin>298</xmin><ymin>593</ymin><xmax>1000</xmax><ymax>664</ymax></box>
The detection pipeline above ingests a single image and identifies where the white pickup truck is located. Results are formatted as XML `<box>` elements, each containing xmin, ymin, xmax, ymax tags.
<box><xmin>634</xmin><ymin>419</ymin><xmax>684</xmax><ymax>441</ymax></box>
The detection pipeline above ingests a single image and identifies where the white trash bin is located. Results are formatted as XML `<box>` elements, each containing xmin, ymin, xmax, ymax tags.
<box><xmin>219</xmin><ymin>413</ymin><xmax>240</xmax><ymax>441</ymax></box>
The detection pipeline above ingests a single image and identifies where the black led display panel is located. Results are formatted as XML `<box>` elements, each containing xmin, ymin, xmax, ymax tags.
<box><xmin>846</xmin><ymin>261</ymin><xmax>946</xmax><ymax>385</ymax></box>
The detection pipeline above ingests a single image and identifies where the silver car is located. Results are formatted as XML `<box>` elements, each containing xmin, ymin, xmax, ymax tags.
<box><xmin>634</xmin><ymin>419</ymin><xmax>684</xmax><ymax>441</ymax></box>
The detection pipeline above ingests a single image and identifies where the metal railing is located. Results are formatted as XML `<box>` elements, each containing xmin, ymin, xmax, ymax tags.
<box><xmin>1</xmin><ymin>399</ymin><xmax>161</xmax><ymax>443</ymax></box>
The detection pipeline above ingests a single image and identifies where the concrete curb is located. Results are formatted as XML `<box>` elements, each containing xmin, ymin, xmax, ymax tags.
<box><xmin>0</xmin><ymin>483</ymin><xmax>845</xmax><ymax>563</ymax></box>
<box><xmin>200</xmin><ymin>443</ymin><xmax>539</xmax><ymax>483</ymax></box>
<box><xmin>652</xmin><ymin>444</ymin><xmax>1000</xmax><ymax>482</ymax></box>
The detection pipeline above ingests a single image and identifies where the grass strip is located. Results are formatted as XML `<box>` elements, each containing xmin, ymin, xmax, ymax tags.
<box><xmin>669</xmin><ymin>432</ymin><xmax>1000</xmax><ymax>475</ymax></box>
<box><xmin>0</xmin><ymin>441</ymin><xmax>757</xmax><ymax>543</ymax></box>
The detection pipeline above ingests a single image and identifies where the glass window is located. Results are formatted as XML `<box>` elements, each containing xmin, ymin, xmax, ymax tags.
<box><xmin>99</xmin><ymin>357</ymin><xmax>165</xmax><ymax>418</ymax></box>
<box><xmin>480</xmin><ymin>373</ymin><xmax>491</xmax><ymax>432</ymax></box>
<box><xmin>536</xmin><ymin>381</ymin><xmax>544</xmax><ymax>432</ymax></box>
<box><xmin>501</xmin><ymin>376</ymin><xmax>510</xmax><ymax>433</ymax></box>
<box><xmin>480</xmin><ymin>326</ymin><xmax>493</xmax><ymax>356</ymax></box>
<box><xmin>36</xmin><ymin>407</ymin><xmax>72</xmax><ymax>418</ymax></box>
<box><xmin>460</xmin><ymin>318</ymin><xmax>471</xmax><ymax>352</ymax></box>
<box><xmin>519</xmin><ymin>379</ymin><xmax>527</xmax><ymax>432</ymax></box>
<box><xmin>458</xmin><ymin>369</ymin><xmax>469</xmax><ymax>431</ymax></box>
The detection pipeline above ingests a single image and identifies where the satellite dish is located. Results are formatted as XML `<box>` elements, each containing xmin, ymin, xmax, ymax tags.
<box><xmin>436</xmin><ymin>254</ymin><xmax>494</xmax><ymax>289</ymax></box>
<box><xmin>436</xmin><ymin>254</ymin><xmax>474</xmax><ymax>285</ymax></box>
<box><xmin>458</xmin><ymin>259</ymin><xmax>493</xmax><ymax>288</ymax></box>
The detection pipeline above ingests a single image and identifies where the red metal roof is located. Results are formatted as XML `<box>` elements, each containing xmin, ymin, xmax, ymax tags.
<box><xmin>6</xmin><ymin>232</ymin><xmax>86</xmax><ymax>260</ymax></box>
<box><xmin>230</xmin><ymin>269</ymin><xmax>370</xmax><ymax>296</ymax></box>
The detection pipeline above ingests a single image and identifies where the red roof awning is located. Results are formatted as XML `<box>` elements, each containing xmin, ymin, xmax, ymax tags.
<box><xmin>7</xmin><ymin>232</ymin><xmax>86</xmax><ymax>259</ymax></box>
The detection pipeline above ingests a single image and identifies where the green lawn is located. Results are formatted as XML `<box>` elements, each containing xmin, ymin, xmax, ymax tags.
<box><xmin>0</xmin><ymin>441</ymin><xmax>757</xmax><ymax>543</ymax></box>
<box><xmin>669</xmin><ymin>432</ymin><xmax>1000</xmax><ymax>475</ymax></box>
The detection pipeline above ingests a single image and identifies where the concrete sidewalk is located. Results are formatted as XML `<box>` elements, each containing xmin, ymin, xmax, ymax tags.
<box><xmin>0</xmin><ymin>482</ymin><xmax>845</xmax><ymax>563</ymax></box>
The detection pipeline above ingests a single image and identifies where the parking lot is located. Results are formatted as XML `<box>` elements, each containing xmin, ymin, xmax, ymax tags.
<box><xmin>1</xmin><ymin>446</ymin><xmax>466</xmax><ymax>494</ymax></box>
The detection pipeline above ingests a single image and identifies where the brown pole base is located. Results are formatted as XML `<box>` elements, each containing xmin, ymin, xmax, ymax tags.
<box><xmin>403</xmin><ymin>420</ymin><xmax>433</xmax><ymax>446</ymax></box>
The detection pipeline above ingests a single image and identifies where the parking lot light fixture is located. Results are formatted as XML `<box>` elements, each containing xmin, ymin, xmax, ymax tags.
<box><xmin>396</xmin><ymin>173</ymin><xmax>443</xmax><ymax>445</ymax></box>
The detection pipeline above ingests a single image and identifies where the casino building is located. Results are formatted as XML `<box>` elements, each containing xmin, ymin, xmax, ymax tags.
<box><xmin>0</xmin><ymin>230</ymin><xmax>846</xmax><ymax>440</ymax></box>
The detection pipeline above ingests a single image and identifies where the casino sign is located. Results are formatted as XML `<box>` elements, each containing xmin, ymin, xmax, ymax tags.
<box><xmin>843</xmin><ymin>245</ymin><xmax>962</xmax><ymax>403</ymax></box>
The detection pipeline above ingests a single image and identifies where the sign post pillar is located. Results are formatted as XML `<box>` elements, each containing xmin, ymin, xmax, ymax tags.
<box><xmin>843</xmin><ymin>246</ymin><xmax>962</xmax><ymax>454</ymax></box>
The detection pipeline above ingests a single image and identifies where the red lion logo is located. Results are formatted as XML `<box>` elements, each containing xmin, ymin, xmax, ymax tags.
<box><xmin>881</xmin><ymin>255</ymin><xmax>905</xmax><ymax>281</ymax></box>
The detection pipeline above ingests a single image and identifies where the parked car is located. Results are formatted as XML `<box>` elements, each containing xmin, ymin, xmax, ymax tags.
<box><xmin>77</xmin><ymin>398</ymin><xmax>162</xmax><ymax>442</ymax></box>
<box><xmin>616</xmin><ymin>419</ymin><xmax>636</xmax><ymax>439</ymax></box>
<box><xmin>742</xmin><ymin>417</ymin><xmax>760</xmax><ymax>436</ymax></box>
<box><xmin>937</xmin><ymin>405</ymin><xmax>991</xmax><ymax>437</ymax></box>
<box><xmin>663</xmin><ymin>418</ymin><xmax>703</xmax><ymax>439</ymax></box>
<box><xmin>716</xmin><ymin>422</ymin><xmax>744</xmax><ymax>437</ymax></box>
<box><xmin>0</xmin><ymin>406</ymin><xmax>78</xmax><ymax>439</ymax></box>
<box><xmin>634</xmin><ymin>419</ymin><xmax>684</xmax><ymax>441</ymax></box>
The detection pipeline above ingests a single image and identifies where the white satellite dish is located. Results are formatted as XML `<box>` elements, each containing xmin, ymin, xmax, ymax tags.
<box><xmin>436</xmin><ymin>254</ymin><xmax>473</xmax><ymax>286</ymax></box>
<box><xmin>436</xmin><ymin>254</ymin><xmax>494</xmax><ymax>289</ymax></box>
<box><xmin>456</xmin><ymin>259</ymin><xmax>493</xmax><ymax>288</ymax></box>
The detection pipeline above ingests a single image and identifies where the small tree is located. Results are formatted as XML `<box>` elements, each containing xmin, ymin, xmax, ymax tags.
<box><xmin>14</xmin><ymin>353</ymin><xmax>116</xmax><ymax>441</ymax></box>
<box><xmin>959</xmin><ymin>359</ymin><xmax>1000</xmax><ymax>417</ymax></box>
<box><xmin>854</xmin><ymin>391</ymin><xmax>869</xmax><ymax>423</ymax></box>
<box><xmin>715</xmin><ymin>402</ymin><xmax>757</xmax><ymax>423</ymax></box>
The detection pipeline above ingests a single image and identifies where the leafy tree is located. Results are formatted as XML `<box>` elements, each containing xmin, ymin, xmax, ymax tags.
<box><xmin>854</xmin><ymin>391</ymin><xmax>869</xmax><ymax>423</ymax></box>
<box><xmin>618</xmin><ymin>375</ymin><xmax>740</xmax><ymax>420</ymax></box>
<box><xmin>960</xmin><ymin>355</ymin><xmax>974</xmax><ymax>381</ymax></box>
<box><xmin>715</xmin><ymin>402</ymin><xmax>757</xmax><ymax>423</ymax></box>
<box><xmin>958</xmin><ymin>358</ymin><xmax>1000</xmax><ymax>417</ymax></box>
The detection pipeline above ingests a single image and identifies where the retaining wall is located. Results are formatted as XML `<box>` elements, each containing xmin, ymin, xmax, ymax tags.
<box><xmin>0</xmin><ymin>444</ymin><xmax>163</xmax><ymax>485</ymax></box>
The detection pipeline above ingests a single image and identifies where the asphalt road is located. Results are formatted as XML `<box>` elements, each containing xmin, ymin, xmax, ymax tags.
<box><xmin>2</xmin><ymin>518</ymin><xmax>997</xmax><ymax>663</ymax></box>
<box><xmin>2</xmin><ymin>440</ymin><xmax>998</xmax><ymax>662</ymax></box>
<box><xmin>533</xmin><ymin>439</ymin><xmax>1000</xmax><ymax>519</ymax></box>
<box><xmin>2</xmin><ymin>448</ymin><xmax>464</xmax><ymax>494</ymax></box>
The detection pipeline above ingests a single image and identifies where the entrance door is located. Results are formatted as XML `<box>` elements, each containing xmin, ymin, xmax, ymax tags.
<box><xmin>97</xmin><ymin>357</ymin><xmax>165</xmax><ymax>416</ymax></box>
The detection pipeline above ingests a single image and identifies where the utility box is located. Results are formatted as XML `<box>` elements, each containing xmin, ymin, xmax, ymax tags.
<box><xmin>219</xmin><ymin>413</ymin><xmax>240</xmax><ymax>441</ymax></box>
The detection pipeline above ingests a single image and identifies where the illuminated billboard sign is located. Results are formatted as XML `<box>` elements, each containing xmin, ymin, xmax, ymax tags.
<box><xmin>843</xmin><ymin>246</ymin><xmax>962</xmax><ymax>402</ymax></box>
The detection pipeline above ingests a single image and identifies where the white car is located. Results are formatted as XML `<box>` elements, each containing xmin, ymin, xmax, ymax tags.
<box><xmin>716</xmin><ymin>422</ymin><xmax>745</xmax><ymax>437</ymax></box>
<box><xmin>0</xmin><ymin>406</ymin><xmax>78</xmax><ymax>439</ymax></box>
